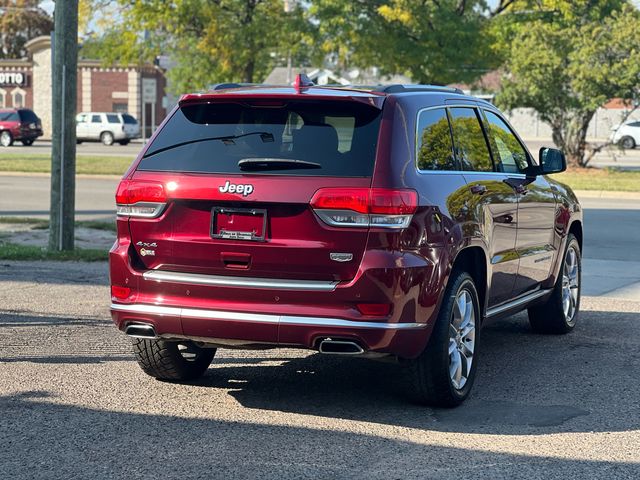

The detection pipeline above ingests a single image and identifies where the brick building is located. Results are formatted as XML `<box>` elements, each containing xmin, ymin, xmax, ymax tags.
<box><xmin>0</xmin><ymin>36</ymin><xmax>166</xmax><ymax>139</ymax></box>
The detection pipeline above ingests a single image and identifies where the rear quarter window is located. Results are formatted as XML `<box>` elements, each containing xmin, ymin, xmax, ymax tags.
<box><xmin>416</xmin><ymin>108</ymin><xmax>456</xmax><ymax>171</ymax></box>
<box><xmin>137</xmin><ymin>101</ymin><xmax>382</xmax><ymax>177</ymax></box>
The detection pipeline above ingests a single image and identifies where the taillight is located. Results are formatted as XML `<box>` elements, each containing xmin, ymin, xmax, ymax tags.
<box><xmin>310</xmin><ymin>188</ymin><xmax>418</xmax><ymax>229</ymax></box>
<box><xmin>115</xmin><ymin>180</ymin><xmax>167</xmax><ymax>218</ymax></box>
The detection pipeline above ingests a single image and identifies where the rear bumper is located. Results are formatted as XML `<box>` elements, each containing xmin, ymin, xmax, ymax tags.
<box><xmin>111</xmin><ymin>302</ymin><xmax>430</xmax><ymax>357</ymax></box>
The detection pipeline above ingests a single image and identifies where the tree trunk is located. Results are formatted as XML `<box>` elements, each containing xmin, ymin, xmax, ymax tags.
<box><xmin>243</xmin><ymin>60</ymin><xmax>255</xmax><ymax>83</ymax></box>
<box><xmin>550</xmin><ymin>111</ymin><xmax>594</xmax><ymax>168</ymax></box>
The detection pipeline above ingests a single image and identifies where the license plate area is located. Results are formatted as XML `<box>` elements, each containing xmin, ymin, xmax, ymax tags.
<box><xmin>211</xmin><ymin>207</ymin><xmax>267</xmax><ymax>242</ymax></box>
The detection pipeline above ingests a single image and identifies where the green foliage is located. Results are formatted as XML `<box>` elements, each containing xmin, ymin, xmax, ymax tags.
<box><xmin>83</xmin><ymin>0</ymin><xmax>313</xmax><ymax>93</ymax></box>
<box><xmin>494</xmin><ymin>0</ymin><xmax>640</xmax><ymax>166</ymax></box>
<box><xmin>0</xmin><ymin>0</ymin><xmax>53</xmax><ymax>59</ymax></box>
<box><xmin>310</xmin><ymin>0</ymin><xmax>498</xmax><ymax>84</ymax></box>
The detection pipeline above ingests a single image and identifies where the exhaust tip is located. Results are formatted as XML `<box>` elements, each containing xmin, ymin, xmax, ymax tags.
<box><xmin>125</xmin><ymin>323</ymin><xmax>157</xmax><ymax>339</ymax></box>
<box><xmin>318</xmin><ymin>338</ymin><xmax>365</xmax><ymax>355</ymax></box>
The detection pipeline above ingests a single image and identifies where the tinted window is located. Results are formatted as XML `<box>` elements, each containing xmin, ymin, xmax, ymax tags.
<box><xmin>416</xmin><ymin>108</ymin><xmax>456</xmax><ymax>171</ymax></box>
<box><xmin>106</xmin><ymin>114</ymin><xmax>120</xmax><ymax>124</ymax></box>
<box><xmin>18</xmin><ymin>109</ymin><xmax>38</xmax><ymax>123</ymax></box>
<box><xmin>138</xmin><ymin>101</ymin><xmax>382</xmax><ymax>176</ymax></box>
<box><xmin>91</xmin><ymin>115</ymin><xmax>102</xmax><ymax>123</ymax></box>
<box><xmin>122</xmin><ymin>114</ymin><xmax>138</xmax><ymax>124</ymax></box>
<box><xmin>483</xmin><ymin>110</ymin><xmax>529</xmax><ymax>173</ymax></box>
<box><xmin>0</xmin><ymin>111</ymin><xmax>19</xmax><ymax>122</ymax></box>
<box><xmin>448</xmin><ymin>107</ymin><xmax>492</xmax><ymax>172</ymax></box>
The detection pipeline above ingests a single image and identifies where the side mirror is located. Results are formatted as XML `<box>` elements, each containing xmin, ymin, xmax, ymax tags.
<box><xmin>538</xmin><ymin>147</ymin><xmax>566</xmax><ymax>175</ymax></box>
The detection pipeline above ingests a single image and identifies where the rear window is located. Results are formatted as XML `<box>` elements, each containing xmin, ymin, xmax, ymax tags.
<box><xmin>122</xmin><ymin>114</ymin><xmax>137</xmax><ymax>124</ymax></box>
<box><xmin>137</xmin><ymin>101</ymin><xmax>382</xmax><ymax>176</ymax></box>
<box><xmin>18</xmin><ymin>109</ymin><xmax>38</xmax><ymax>123</ymax></box>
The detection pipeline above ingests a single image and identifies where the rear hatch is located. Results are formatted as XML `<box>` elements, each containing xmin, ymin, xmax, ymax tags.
<box><xmin>120</xmin><ymin>96</ymin><xmax>385</xmax><ymax>283</ymax></box>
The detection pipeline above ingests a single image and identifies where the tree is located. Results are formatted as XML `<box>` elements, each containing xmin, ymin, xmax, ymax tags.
<box><xmin>494</xmin><ymin>1</ymin><xmax>640</xmax><ymax>167</ymax></box>
<box><xmin>309</xmin><ymin>0</ymin><xmax>505</xmax><ymax>84</ymax></box>
<box><xmin>0</xmin><ymin>0</ymin><xmax>53</xmax><ymax>59</ymax></box>
<box><xmin>82</xmin><ymin>0</ymin><xmax>313</xmax><ymax>94</ymax></box>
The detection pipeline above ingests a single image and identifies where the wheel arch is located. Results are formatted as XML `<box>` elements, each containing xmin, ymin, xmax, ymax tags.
<box><xmin>569</xmin><ymin>220</ymin><xmax>583</xmax><ymax>251</ymax></box>
<box><xmin>450</xmin><ymin>246</ymin><xmax>488</xmax><ymax>319</ymax></box>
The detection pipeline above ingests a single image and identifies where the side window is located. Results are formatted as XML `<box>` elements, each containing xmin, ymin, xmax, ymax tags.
<box><xmin>483</xmin><ymin>110</ymin><xmax>529</xmax><ymax>173</ymax></box>
<box><xmin>106</xmin><ymin>114</ymin><xmax>120</xmax><ymax>124</ymax></box>
<box><xmin>91</xmin><ymin>115</ymin><xmax>102</xmax><ymax>123</ymax></box>
<box><xmin>448</xmin><ymin>107</ymin><xmax>492</xmax><ymax>172</ymax></box>
<box><xmin>416</xmin><ymin>108</ymin><xmax>456</xmax><ymax>171</ymax></box>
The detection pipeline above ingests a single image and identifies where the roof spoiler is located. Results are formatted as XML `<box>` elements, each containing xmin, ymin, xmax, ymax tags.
<box><xmin>374</xmin><ymin>84</ymin><xmax>464</xmax><ymax>94</ymax></box>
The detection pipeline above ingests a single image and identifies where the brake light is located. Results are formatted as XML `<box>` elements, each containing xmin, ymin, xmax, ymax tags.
<box><xmin>310</xmin><ymin>188</ymin><xmax>418</xmax><ymax>229</ymax></box>
<box><xmin>115</xmin><ymin>180</ymin><xmax>167</xmax><ymax>218</ymax></box>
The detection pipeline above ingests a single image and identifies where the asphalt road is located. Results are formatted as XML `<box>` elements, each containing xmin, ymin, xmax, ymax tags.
<box><xmin>0</xmin><ymin>262</ymin><xmax>638</xmax><ymax>479</ymax></box>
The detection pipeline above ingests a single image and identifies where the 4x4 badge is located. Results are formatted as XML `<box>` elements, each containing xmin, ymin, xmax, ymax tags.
<box><xmin>219</xmin><ymin>181</ymin><xmax>254</xmax><ymax>196</ymax></box>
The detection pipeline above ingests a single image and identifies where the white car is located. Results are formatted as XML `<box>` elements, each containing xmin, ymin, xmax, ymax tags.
<box><xmin>610</xmin><ymin>121</ymin><xmax>640</xmax><ymax>149</ymax></box>
<box><xmin>76</xmin><ymin>112</ymin><xmax>140</xmax><ymax>146</ymax></box>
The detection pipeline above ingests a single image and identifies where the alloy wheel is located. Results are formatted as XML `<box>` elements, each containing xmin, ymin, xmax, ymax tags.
<box><xmin>0</xmin><ymin>131</ymin><xmax>11</xmax><ymax>147</ymax></box>
<box><xmin>562</xmin><ymin>245</ymin><xmax>580</xmax><ymax>325</ymax></box>
<box><xmin>448</xmin><ymin>288</ymin><xmax>476</xmax><ymax>390</ymax></box>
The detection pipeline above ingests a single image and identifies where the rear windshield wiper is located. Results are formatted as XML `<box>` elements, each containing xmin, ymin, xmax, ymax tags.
<box><xmin>143</xmin><ymin>131</ymin><xmax>274</xmax><ymax>158</ymax></box>
<box><xmin>238</xmin><ymin>158</ymin><xmax>322</xmax><ymax>171</ymax></box>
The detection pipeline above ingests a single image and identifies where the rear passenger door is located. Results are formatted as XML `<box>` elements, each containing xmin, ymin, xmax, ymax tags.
<box><xmin>481</xmin><ymin>109</ymin><xmax>557</xmax><ymax>295</ymax></box>
<box><xmin>448</xmin><ymin>106</ymin><xmax>520</xmax><ymax>307</ymax></box>
<box><xmin>89</xmin><ymin>114</ymin><xmax>103</xmax><ymax>139</ymax></box>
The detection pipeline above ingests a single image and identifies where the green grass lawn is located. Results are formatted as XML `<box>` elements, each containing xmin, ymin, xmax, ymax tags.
<box><xmin>0</xmin><ymin>153</ymin><xmax>132</xmax><ymax>176</ymax></box>
<box><xmin>0</xmin><ymin>241</ymin><xmax>108</xmax><ymax>261</ymax></box>
<box><xmin>557</xmin><ymin>168</ymin><xmax>640</xmax><ymax>192</ymax></box>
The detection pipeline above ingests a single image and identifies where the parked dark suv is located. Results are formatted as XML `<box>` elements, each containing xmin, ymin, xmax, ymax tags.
<box><xmin>110</xmin><ymin>77</ymin><xmax>582</xmax><ymax>407</ymax></box>
<box><xmin>0</xmin><ymin>108</ymin><xmax>43</xmax><ymax>146</ymax></box>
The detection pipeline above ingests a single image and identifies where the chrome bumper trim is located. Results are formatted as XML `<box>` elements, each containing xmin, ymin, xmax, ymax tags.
<box><xmin>110</xmin><ymin>303</ymin><xmax>427</xmax><ymax>330</ymax></box>
<box><xmin>143</xmin><ymin>270</ymin><xmax>338</xmax><ymax>292</ymax></box>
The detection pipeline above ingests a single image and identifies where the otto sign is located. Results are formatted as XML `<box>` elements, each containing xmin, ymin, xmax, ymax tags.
<box><xmin>0</xmin><ymin>72</ymin><xmax>26</xmax><ymax>87</ymax></box>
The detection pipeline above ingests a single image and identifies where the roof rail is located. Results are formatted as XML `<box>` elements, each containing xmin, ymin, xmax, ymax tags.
<box><xmin>374</xmin><ymin>84</ymin><xmax>464</xmax><ymax>94</ymax></box>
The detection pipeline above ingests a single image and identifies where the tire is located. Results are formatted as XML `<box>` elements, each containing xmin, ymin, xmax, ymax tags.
<box><xmin>0</xmin><ymin>130</ymin><xmax>13</xmax><ymax>147</ymax></box>
<box><xmin>528</xmin><ymin>234</ymin><xmax>581</xmax><ymax>334</ymax></box>
<box><xmin>132</xmin><ymin>338</ymin><xmax>216</xmax><ymax>381</ymax></box>
<box><xmin>406</xmin><ymin>271</ymin><xmax>480</xmax><ymax>407</ymax></box>
<box><xmin>100</xmin><ymin>131</ymin><xmax>114</xmax><ymax>146</ymax></box>
<box><xmin>21</xmin><ymin>138</ymin><xmax>34</xmax><ymax>146</ymax></box>
<box><xmin>619</xmin><ymin>136</ymin><xmax>635</xmax><ymax>150</ymax></box>
<box><xmin>118</xmin><ymin>139</ymin><xmax>130</xmax><ymax>146</ymax></box>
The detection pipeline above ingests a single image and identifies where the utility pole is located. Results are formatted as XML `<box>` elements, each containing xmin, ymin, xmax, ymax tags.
<box><xmin>49</xmin><ymin>0</ymin><xmax>78</xmax><ymax>251</ymax></box>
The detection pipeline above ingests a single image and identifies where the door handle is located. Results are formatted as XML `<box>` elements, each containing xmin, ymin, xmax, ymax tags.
<box><xmin>470</xmin><ymin>184</ymin><xmax>487</xmax><ymax>195</ymax></box>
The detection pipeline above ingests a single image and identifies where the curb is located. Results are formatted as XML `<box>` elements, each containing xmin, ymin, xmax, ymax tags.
<box><xmin>573</xmin><ymin>189</ymin><xmax>640</xmax><ymax>200</ymax></box>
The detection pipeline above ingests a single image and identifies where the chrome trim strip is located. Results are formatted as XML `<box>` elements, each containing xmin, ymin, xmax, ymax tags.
<box><xmin>143</xmin><ymin>270</ymin><xmax>338</xmax><ymax>292</ymax></box>
<box><xmin>485</xmin><ymin>288</ymin><xmax>551</xmax><ymax>318</ymax></box>
<box><xmin>110</xmin><ymin>303</ymin><xmax>428</xmax><ymax>330</ymax></box>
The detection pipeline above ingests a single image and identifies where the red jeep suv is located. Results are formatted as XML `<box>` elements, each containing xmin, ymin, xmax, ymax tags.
<box><xmin>0</xmin><ymin>108</ymin><xmax>43</xmax><ymax>146</ymax></box>
<box><xmin>110</xmin><ymin>78</ymin><xmax>582</xmax><ymax>406</ymax></box>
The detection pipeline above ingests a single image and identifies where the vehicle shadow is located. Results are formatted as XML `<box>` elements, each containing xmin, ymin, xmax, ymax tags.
<box><xmin>186</xmin><ymin>308</ymin><xmax>640</xmax><ymax>435</ymax></box>
<box><xmin>0</xmin><ymin>390</ymin><xmax>636</xmax><ymax>479</ymax></box>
